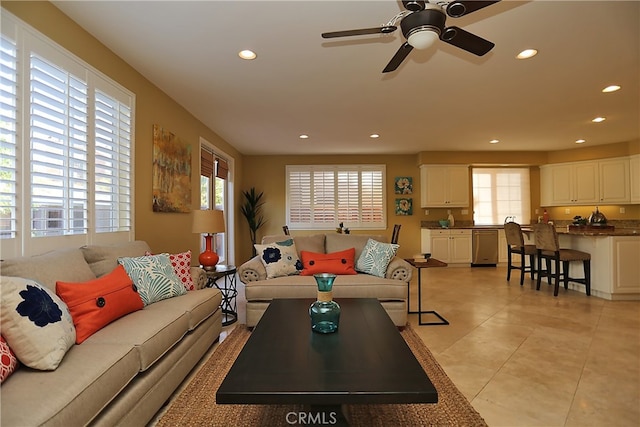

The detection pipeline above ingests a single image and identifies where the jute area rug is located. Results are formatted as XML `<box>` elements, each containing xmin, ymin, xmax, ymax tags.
<box><xmin>156</xmin><ymin>324</ymin><xmax>487</xmax><ymax>426</ymax></box>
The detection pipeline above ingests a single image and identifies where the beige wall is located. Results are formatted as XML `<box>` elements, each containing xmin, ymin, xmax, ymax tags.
<box><xmin>4</xmin><ymin>1</ymin><xmax>244</xmax><ymax>261</ymax></box>
<box><xmin>241</xmin><ymin>154</ymin><xmax>424</xmax><ymax>261</ymax></box>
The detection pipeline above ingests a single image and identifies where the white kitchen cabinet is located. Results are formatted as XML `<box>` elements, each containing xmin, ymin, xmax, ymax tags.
<box><xmin>630</xmin><ymin>154</ymin><xmax>640</xmax><ymax>204</ymax></box>
<box><xmin>421</xmin><ymin>228</ymin><xmax>472</xmax><ymax>264</ymax></box>
<box><xmin>420</xmin><ymin>165</ymin><xmax>469</xmax><ymax>208</ymax></box>
<box><xmin>540</xmin><ymin>161</ymin><xmax>599</xmax><ymax>206</ymax></box>
<box><xmin>599</xmin><ymin>157</ymin><xmax>630</xmax><ymax>203</ymax></box>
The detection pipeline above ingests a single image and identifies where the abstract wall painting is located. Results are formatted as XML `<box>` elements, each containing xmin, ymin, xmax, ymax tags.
<box><xmin>152</xmin><ymin>124</ymin><xmax>192</xmax><ymax>213</ymax></box>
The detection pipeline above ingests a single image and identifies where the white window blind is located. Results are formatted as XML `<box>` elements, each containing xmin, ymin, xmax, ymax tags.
<box><xmin>0</xmin><ymin>32</ymin><xmax>18</xmax><ymax>239</ymax></box>
<box><xmin>286</xmin><ymin>165</ymin><xmax>386</xmax><ymax>230</ymax></box>
<box><xmin>1</xmin><ymin>12</ymin><xmax>135</xmax><ymax>256</ymax></box>
<box><xmin>472</xmin><ymin>168</ymin><xmax>531</xmax><ymax>225</ymax></box>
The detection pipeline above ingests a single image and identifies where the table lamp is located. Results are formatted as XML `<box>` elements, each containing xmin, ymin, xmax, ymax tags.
<box><xmin>192</xmin><ymin>209</ymin><xmax>225</xmax><ymax>270</ymax></box>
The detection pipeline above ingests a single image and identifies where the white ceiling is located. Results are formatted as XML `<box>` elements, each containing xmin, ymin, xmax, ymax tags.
<box><xmin>52</xmin><ymin>0</ymin><xmax>640</xmax><ymax>156</ymax></box>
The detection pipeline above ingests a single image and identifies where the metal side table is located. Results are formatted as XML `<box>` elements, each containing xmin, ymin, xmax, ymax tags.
<box><xmin>204</xmin><ymin>265</ymin><xmax>238</xmax><ymax>326</ymax></box>
<box><xmin>405</xmin><ymin>258</ymin><xmax>449</xmax><ymax>326</ymax></box>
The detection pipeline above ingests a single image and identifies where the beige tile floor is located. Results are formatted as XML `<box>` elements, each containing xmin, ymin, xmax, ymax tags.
<box><xmin>406</xmin><ymin>266</ymin><xmax>640</xmax><ymax>427</ymax></box>
<box><xmin>156</xmin><ymin>266</ymin><xmax>640</xmax><ymax>426</ymax></box>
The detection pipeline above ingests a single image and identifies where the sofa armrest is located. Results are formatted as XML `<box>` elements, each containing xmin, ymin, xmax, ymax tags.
<box><xmin>190</xmin><ymin>266</ymin><xmax>207</xmax><ymax>290</ymax></box>
<box><xmin>238</xmin><ymin>256</ymin><xmax>267</xmax><ymax>284</ymax></box>
<box><xmin>385</xmin><ymin>257</ymin><xmax>413</xmax><ymax>282</ymax></box>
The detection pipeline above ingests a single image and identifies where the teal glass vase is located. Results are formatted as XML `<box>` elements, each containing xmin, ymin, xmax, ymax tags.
<box><xmin>309</xmin><ymin>273</ymin><xmax>341</xmax><ymax>334</ymax></box>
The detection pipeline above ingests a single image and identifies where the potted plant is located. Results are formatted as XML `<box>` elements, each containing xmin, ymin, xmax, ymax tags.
<box><xmin>240</xmin><ymin>187</ymin><xmax>266</xmax><ymax>256</ymax></box>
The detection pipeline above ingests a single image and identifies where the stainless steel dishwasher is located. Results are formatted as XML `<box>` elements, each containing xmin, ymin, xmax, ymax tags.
<box><xmin>472</xmin><ymin>229</ymin><xmax>498</xmax><ymax>266</ymax></box>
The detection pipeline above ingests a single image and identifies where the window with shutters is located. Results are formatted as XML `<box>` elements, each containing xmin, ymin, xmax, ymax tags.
<box><xmin>472</xmin><ymin>167</ymin><xmax>531</xmax><ymax>225</ymax></box>
<box><xmin>1</xmin><ymin>12</ymin><xmax>135</xmax><ymax>257</ymax></box>
<box><xmin>286</xmin><ymin>165</ymin><xmax>386</xmax><ymax>230</ymax></box>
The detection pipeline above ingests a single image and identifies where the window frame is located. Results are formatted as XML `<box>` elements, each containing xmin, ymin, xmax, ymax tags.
<box><xmin>1</xmin><ymin>12</ymin><xmax>135</xmax><ymax>257</ymax></box>
<box><xmin>471</xmin><ymin>167</ymin><xmax>531</xmax><ymax>226</ymax></box>
<box><xmin>285</xmin><ymin>164</ymin><xmax>386</xmax><ymax>231</ymax></box>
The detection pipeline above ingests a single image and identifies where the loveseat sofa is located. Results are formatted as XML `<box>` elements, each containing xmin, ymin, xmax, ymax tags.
<box><xmin>0</xmin><ymin>241</ymin><xmax>222</xmax><ymax>427</ymax></box>
<box><xmin>238</xmin><ymin>233</ymin><xmax>412</xmax><ymax>327</ymax></box>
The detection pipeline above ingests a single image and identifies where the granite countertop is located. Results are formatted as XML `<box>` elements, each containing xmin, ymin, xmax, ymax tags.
<box><xmin>520</xmin><ymin>227</ymin><xmax>640</xmax><ymax>237</ymax></box>
<box><xmin>421</xmin><ymin>221</ymin><xmax>640</xmax><ymax>236</ymax></box>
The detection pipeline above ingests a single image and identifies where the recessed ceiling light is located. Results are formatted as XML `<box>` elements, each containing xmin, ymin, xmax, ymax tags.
<box><xmin>575</xmin><ymin>139</ymin><xmax>586</xmax><ymax>144</ymax></box>
<box><xmin>602</xmin><ymin>85</ymin><xmax>621</xmax><ymax>93</ymax></box>
<box><xmin>238</xmin><ymin>50</ymin><xmax>257</xmax><ymax>60</ymax></box>
<box><xmin>489</xmin><ymin>139</ymin><xmax>499</xmax><ymax>144</ymax></box>
<box><xmin>592</xmin><ymin>117</ymin><xmax>606</xmax><ymax>123</ymax></box>
<box><xmin>299</xmin><ymin>134</ymin><xmax>309</xmax><ymax>139</ymax></box>
<box><xmin>516</xmin><ymin>49</ymin><xmax>538</xmax><ymax>59</ymax></box>
<box><xmin>370</xmin><ymin>134</ymin><xmax>380</xmax><ymax>139</ymax></box>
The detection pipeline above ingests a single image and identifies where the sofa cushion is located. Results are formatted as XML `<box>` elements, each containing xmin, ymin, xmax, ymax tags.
<box><xmin>155</xmin><ymin>288</ymin><xmax>223</xmax><ymax>330</ymax></box>
<box><xmin>300</xmin><ymin>248</ymin><xmax>357</xmax><ymax>276</ymax></box>
<box><xmin>0</xmin><ymin>248</ymin><xmax>97</xmax><ymax>291</ymax></box>
<box><xmin>262</xmin><ymin>234</ymin><xmax>326</xmax><ymax>258</ymax></box>
<box><xmin>255</xmin><ymin>238</ymin><xmax>303</xmax><ymax>279</ymax></box>
<box><xmin>244</xmin><ymin>274</ymin><xmax>407</xmax><ymax>301</ymax></box>
<box><xmin>118</xmin><ymin>254</ymin><xmax>186</xmax><ymax>306</ymax></box>
<box><xmin>56</xmin><ymin>265</ymin><xmax>145</xmax><ymax>344</ymax></box>
<box><xmin>0</xmin><ymin>277</ymin><xmax>76</xmax><ymax>370</ymax></box>
<box><xmin>325</xmin><ymin>234</ymin><xmax>388</xmax><ymax>261</ymax></box>
<box><xmin>356</xmin><ymin>239</ymin><xmax>399</xmax><ymax>278</ymax></box>
<box><xmin>82</xmin><ymin>241</ymin><xmax>151</xmax><ymax>278</ymax></box>
<box><xmin>85</xmin><ymin>303</ymin><xmax>191</xmax><ymax>371</ymax></box>
<box><xmin>0</xmin><ymin>342</ymin><xmax>139</xmax><ymax>427</ymax></box>
<box><xmin>0</xmin><ymin>336</ymin><xmax>19</xmax><ymax>383</ymax></box>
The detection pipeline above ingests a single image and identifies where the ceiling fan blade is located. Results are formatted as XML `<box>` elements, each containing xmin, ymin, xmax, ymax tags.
<box><xmin>382</xmin><ymin>42</ymin><xmax>413</xmax><ymax>73</ymax></box>
<box><xmin>446</xmin><ymin>1</ymin><xmax>500</xmax><ymax>18</ymax></box>
<box><xmin>441</xmin><ymin>26</ymin><xmax>495</xmax><ymax>56</ymax></box>
<box><xmin>322</xmin><ymin>26</ymin><xmax>397</xmax><ymax>39</ymax></box>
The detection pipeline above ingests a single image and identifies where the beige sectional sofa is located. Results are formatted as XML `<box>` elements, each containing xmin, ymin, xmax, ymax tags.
<box><xmin>0</xmin><ymin>241</ymin><xmax>222</xmax><ymax>427</ymax></box>
<box><xmin>239</xmin><ymin>233</ymin><xmax>413</xmax><ymax>327</ymax></box>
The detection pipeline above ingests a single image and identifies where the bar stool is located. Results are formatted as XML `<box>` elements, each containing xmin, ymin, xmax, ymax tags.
<box><xmin>504</xmin><ymin>222</ymin><xmax>536</xmax><ymax>286</ymax></box>
<box><xmin>533</xmin><ymin>223</ymin><xmax>591</xmax><ymax>297</ymax></box>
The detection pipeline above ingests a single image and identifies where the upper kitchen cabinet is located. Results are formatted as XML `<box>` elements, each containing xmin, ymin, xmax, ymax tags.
<box><xmin>420</xmin><ymin>165</ymin><xmax>470</xmax><ymax>208</ymax></box>
<box><xmin>540</xmin><ymin>161</ymin><xmax>599</xmax><ymax>206</ymax></box>
<box><xmin>599</xmin><ymin>157</ymin><xmax>630</xmax><ymax>204</ymax></box>
<box><xmin>630</xmin><ymin>154</ymin><xmax>640</xmax><ymax>203</ymax></box>
<box><xmin>541</xmin><ymin>157</ymin><xmax>636</xmax><ymax>206</ymax></box>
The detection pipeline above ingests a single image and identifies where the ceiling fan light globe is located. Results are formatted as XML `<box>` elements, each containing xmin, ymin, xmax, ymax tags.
<box><xmin>407</xmin><ymin>29</ymin><xmax>439</xmax><ymax>50</ymax></box>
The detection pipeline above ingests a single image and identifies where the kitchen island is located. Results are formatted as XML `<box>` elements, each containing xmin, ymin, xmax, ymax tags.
<box><xmin>522</xmin><ymin>227</ymin><xmax>640</xmax><ymax>300</ymax></box>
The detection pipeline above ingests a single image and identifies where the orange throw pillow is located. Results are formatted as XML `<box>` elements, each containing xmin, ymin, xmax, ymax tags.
<box><xmin>300</xmin><ymin>248</ymin><xmax>357</xmax><ymax>276</ymax></box>
<box><xmin>56</xmin><ymin>265</ymin><xmax>144</xmax><ymax>344</ymax></box>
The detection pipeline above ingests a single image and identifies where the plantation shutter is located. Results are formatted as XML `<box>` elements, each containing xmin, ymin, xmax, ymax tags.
<box><xmin>0</xmin><ymin>33</ymin><xmax>18</xmax><ymax>238</ymax></box>
<box><xmin>286</xmin><ymin>165</ymin><xmax>386</xmax><ymax>230</ymax></box>
<box><xmin>29</xmin><ymin>54</ymin><xmax>89</xmax><ymax>236</ymax></box>
<box><xmin>93</xmin><ymin>86</ymin><xmax>132</xmax><ymax>233</ymax></box>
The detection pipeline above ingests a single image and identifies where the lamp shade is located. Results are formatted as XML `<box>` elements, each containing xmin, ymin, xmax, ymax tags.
<box><xmin>192</xmin><ymin>209</ymin><xmax>225</xmax><ymax>234</ymax></box>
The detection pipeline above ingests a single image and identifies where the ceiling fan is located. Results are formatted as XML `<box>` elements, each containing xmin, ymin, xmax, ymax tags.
<box><xmin>321</xmin><ymin>1</ymin><xmax>500</xmax><ymax>73</ymax></box>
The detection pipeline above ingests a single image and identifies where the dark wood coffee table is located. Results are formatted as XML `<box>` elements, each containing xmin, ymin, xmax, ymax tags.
<box><xmin>217</xmin><ymin>298</ymin><xmax>437</xmax><ymax>423</ymax></box>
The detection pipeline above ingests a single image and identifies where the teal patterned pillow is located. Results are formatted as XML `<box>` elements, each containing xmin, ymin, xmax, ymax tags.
<box><xmin>356</xmin><ymin>239</ymin><xmax>399</xmax><ymax>278</ymax></box>
<box><xmin>254</xmin><ymin>239</ymin><xmax>303</xmax><ymax>279</ymax></box>
<box><xmin>118</xmin><ymin>254</ymin><xmax>186</xmax><ymax>306</ymax></box>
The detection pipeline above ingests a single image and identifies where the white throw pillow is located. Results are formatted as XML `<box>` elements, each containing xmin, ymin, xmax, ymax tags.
<box><xmin>254</xmin><ymin>238</ymin><xmax>303</xmax><ymax>279</ymax></box>
<box><xmin>0</xmin><ymin>277</ymin><xmax>76</xmax><ymax>370</ymax></box>
<box><xmin>356</xmin><ymin>239</ymin><xmax>399</xmax><ymax>278</ymax></box>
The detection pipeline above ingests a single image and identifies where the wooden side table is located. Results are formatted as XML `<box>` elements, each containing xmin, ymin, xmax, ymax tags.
<box><xmin>203</xmin><ymin>265</ymin><xmax>238</xmax><ymax>326</ymax></box>
<box><xmin>405</xmin><ymin>258</ymin><xmax>449</xmax><ymax>326</ymax></box>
